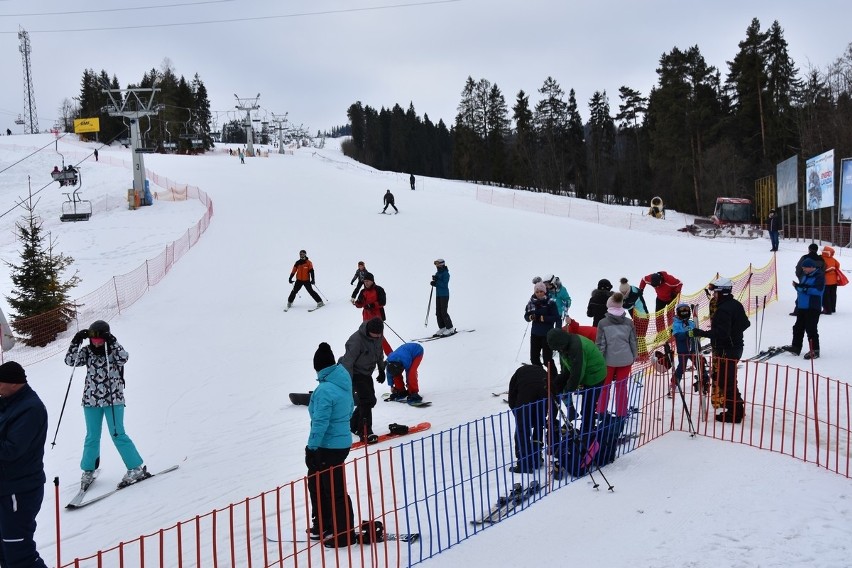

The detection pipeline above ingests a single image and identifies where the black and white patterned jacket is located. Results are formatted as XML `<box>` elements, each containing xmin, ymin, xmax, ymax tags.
<box><xmin>64</xmin><ymin>342</ymin><xmax>130</xmax><ymax>407</ymax></box>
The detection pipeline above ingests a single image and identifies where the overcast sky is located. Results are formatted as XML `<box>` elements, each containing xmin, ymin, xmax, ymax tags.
<box><xmin>0</xmin><ymin>0</ymin><xmax>849</xmax><ymax>136</ymax></box>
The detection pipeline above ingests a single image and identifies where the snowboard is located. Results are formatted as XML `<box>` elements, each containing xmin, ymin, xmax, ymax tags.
<box><xmin>381</xmin><ymin>393</ymin><xmax>432</xmax><ymax>407</ymax></box>
<box><xmin>352</xmin><ymin>421</ymin><xmax>431</xmax><ymax>449</ymax></box>
<box><xmin>289</xmin><ymin>392</ymin><xmax>312</xmax><ymax>406</ymax></box>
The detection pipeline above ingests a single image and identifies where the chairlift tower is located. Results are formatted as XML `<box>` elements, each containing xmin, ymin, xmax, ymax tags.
<box><xmin>234</xmin><ymin>93</ymin><xmax>260</xmax><ymax>156</ymax></box>
<box><xmin>272</xmin><ymin>113</ymin><xmax>288</xmax><ymax>154</ymax></box>
<box><xmin>101</xmin><ymin>84</ymin><xmax>163</xmax><ymax>203</ymax></box>
<box><xmin>17</xmin><ymin>27</ymin><xmax>38</xmax><ymax>134</ymax></box>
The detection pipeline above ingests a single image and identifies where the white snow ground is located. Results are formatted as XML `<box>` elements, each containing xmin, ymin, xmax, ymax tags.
<box><xmin>0</xmin><ymin>134</ymin><xmax>849</xmax><ymax>567</ymax></box>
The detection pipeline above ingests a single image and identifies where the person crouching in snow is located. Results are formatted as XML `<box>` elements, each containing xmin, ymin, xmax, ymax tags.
<box><xmin>383</xmin><ymin>342</ymin><xmax>425</xmax><ymax>404</ymax></box>
<box><xmin>594</xmin><ymin>293</ymin><xmax>637</xmax><ymax>419</ymax></box>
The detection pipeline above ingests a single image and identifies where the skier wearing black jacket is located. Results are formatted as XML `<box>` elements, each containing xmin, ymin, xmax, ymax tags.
<box><xmin>507</xmin><ymin>364</ymin><xmax>556</xmax><ymax>473</ymax></box>
<box><xmin>691</xmin><ymin>277</ymin><xmax>750</xmax><ymax>423</ymax></box>
<box><xmin>586</xmin><ymin>279</ymin><xmax>613</xmax><ymax>326</ymax></box>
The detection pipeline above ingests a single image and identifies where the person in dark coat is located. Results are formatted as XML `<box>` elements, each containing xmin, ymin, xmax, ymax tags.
<box><xmin>381</xmin><ymin>190</ymin><xmax>398</xmax><ymax>214</ymax></box>
<box><xmin>618</xmin><ymin>277</ymin><xmax>648</xmax><ymax>317</ymax></box>
<box><xmin>767</xmin><ymin>209</ymin><xmax>779</xmax><ymax>251</ymax></box>
<box><xmin>507</xmin><ymin>364</ymin><xmax>551</xmax><ymax>473</ymax></box>
<box><xmin>431</xmin><ymin>259</ymin><xmax>454</xmax><ymax>336</ymax></box>
<box><xmin>524</xmin><ymin>282</ymin><xmax>561</xmax><ymax>367</ymax></box>
<box><xmin>409</xmin><ymin>173</ymin><xmax>415</xmax><ymax>190</ymax></box>
<box><xmin>783</xmin><ymin>258</ymin><xmax>825</xmax><ymax>359</ymax></box>
<box><xmin>691</xmin><ymin>277</ymin><xmax>751</xmax><ymax>423</ymax></box>
<box><xmin>0</xmin><ymin>361</ymin><xmax>48</xmax><ymax>568</ymax></box>
<box><xmin>586</xmin><ymin>279</ymin><xmax>613</xmax><ymax>326</ymax></box>
<box><xmin>338</xmin><ymin>318</ymin><xmax>386</xmax><ymax>444</ymax></box>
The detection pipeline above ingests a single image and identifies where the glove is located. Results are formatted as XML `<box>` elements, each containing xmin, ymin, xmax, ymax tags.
<box><xmin>289</xmin><ymin>277</ymin><xmax>294</xmax><ymax>284</ymax></box>
<box><xmin>349</xmin><ymin>298</ymin><xmax>356</xmax><ymax>305</ymax></box>
<box><xmin>310</xmin><ymin>279</ymin><xmax>315</xmax><ymax>285</ymax></box>
<box><xmin>366</xmin><ymin>303</ymin><xmax>374</xmax><ymax>309</ymax></box>
<box><xmin>72</xmin><ymin>330</ymin><xmax>89</xmax><ymax>344</ymax></box>
<box><xmin>305</xmin><ymin>447</ymin><xmax>318</xmax><ymax>470</ymax></box>
<box><xmin>105</xmin><ymin>333</ymin><xmax>117</xmax><ymax>346</ymax></box>
<box><xmin>377</xmin><ymin>368</ymin><xmax>386</xmax><ymax>384</ymax></box>
<box><xmin>430</xmin><ymin>281</ymin><xmax>436</xmax><ymax>287</ymax></box>
<box><xmin>688</xmin><ymin>330</ymin><xmax>695</xmax><ymax>338</ymax></box>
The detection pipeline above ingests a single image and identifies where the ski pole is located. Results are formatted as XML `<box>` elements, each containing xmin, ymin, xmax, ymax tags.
<box><xmin>757</xmin><ymin>295</ymin><xmax>767</xmax><ymax>353</ymax></box>
<box><xmin>313</xmin><ymin>284</ymin><xmax>329</xmax><ymax>302</ymax></box>
<box><xmin>424</xmin><ymin>286</ymin><xmax>434</xmax><ymax>327</ymax></box>
<box><xmin>674</xmin><ymin>371</ymin><xmax>696</xmax><ymax>437</ymax></box>
<box><xmin>383</xmin><ymin>320</ymin><xmax>406</xmax><ymax>344</ymax></box>
<box><xmin>515</xmin><ymin>321</ymin><xmax>530</xmax><ymax>362</ymax></box>
<box><xmin>51</xmin><ymin>344</ymin><xmax>83</xmax><ymax>448</ymax></box>
<box><xmin>754</xmin><ymin>295</ymin><xmax>759</xmax><ymax>351</ymax></box>
<box><xmin>594</xmin><ymin>463</ymin><xmax>614</xmax><ymax>491</ymax></box>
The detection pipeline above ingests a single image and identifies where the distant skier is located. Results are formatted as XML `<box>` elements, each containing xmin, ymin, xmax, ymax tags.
<box><xmin>382</xmin><ymin>190</ymin><xmax>398</xmax><ymax>214</ymax></box>
<box><xmin>410</xmin><ymin>173</ymin><xmax>415</xmax><ymax>190</ymax></box>
<box><xmin>287</xmin><ymin>250</ymin><xmax>323</xmax><ymax>310</ymax></box>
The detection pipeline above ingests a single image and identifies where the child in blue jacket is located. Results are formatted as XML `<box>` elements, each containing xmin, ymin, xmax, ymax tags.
<box><xmin>670</xmin><ymin>303</ymin><xmax>709</xmax><ymax>396</ymax></box>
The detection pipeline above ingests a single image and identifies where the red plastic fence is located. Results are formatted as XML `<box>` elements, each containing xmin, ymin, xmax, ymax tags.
<box><xmin>57</xmin><ymin>356</ymin><xmax>850</xmax><ymax>568</ymax></box>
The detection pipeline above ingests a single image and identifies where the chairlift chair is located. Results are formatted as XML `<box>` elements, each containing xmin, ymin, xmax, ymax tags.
<box><xmin>59</xmin><ymin>170</ymin><xmax>92</xmax><ymax>222</ymax></box>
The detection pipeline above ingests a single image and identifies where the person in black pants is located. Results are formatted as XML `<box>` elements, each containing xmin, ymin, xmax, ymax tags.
<box><xmin>784</xmin><ymin>259</ymin><xmax>825</xmax><ymax>359</ymax></box>
<box><xmin>524</xmin><ymin>282</ymin><xmax>560</xmax><ymax>367</ymax></box>
<box><xmin>287</xmin><ymin>250</ymin><xmax>323</xmax><ymax>309</ymax></box>
<box><xmin>410</xmin><ymin>173</ymin><xmax>415</xmax><ymax>190</ymax></box>
<box><xmin>507</xmin><ymin>364</ymin><xmax>551</xmax><ymax>473</ymax></box>
<box><xmin>382</xmin><ymin>190</ymin><xmax>398</xmax><ymax>214</ymax></box>
<box><xmin>691</xmin><ymin>277</ymin><xmax>751</xmax><ymax>423</ymax></box>
<box><xmin>0</xmin><ymin>362</ymin><xmax>49</xmax><ymax>568</ymax></box>
<box><xmin>338</xmin><ymin>318</ymin><xmax>386</xmax><ymax>444</ymax></box>
<box><xmin>767</xmin><ymin>209</ymin><xmax>779</xmax><ymax>251</ymax></box>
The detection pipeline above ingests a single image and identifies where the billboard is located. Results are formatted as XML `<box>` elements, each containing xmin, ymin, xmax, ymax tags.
<box><xmin>840</xmin><ymin>158</ymin><xmax>852</xmax><ymax>223</ymax></box>
<box><xmin>73</xmin><ymin>117</ymin><xmax>100</xmax><ymax>134</ymax></box>
<box><xmin>776</xmin><ymin>155</ymin><xmax>798</xmax><ymax>207</ymax></box>
<box><xmin>805</xmin><ymin>149</ymin><xmax>834</xmax><ymax>211</ymax></box>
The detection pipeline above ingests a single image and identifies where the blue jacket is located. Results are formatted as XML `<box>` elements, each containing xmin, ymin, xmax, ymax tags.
<box><xmin>386</xmin><ymin>342</ymin><xmax>424</xmax><ymax>370</ymax></box>
<box><xmin>0</xmin><ymin>384</ymin><xmax>47</xmax><ymax>495</ymax></box>
<box><xmin>672</xmin><ymin>317</ymin><xmax>697</xmax><ymax>354</ymax></box>
<box><xmin>795</xmin><ymin>269</ymin><xmax>825</xmax><ymax>311</ymax></box>
<box><xmin>433</xmin><ymin>265</ymin><xmax>450</xmax><ymax>297</ymax></box>
<box><xmin>307</xmin><ymin>364</ymin><xmax>354</xmax><ymax>450</ymax></box>
<box><xmin>524</xmin><ymin>294</ymin><xmax>560</xmax><ymax>336</ymax></box>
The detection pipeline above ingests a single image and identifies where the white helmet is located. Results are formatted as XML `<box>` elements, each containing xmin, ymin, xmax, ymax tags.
<box><xmin>710</xmin><ymin>277</ymin><xmax>733</xmax><ymax>292</ymax></box>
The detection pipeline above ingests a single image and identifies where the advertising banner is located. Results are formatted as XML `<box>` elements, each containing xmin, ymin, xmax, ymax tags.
<box><xmin>840</xmin><ymin>158</ymin><xmax>852</xmax><ymax>223</ymax></box>
<box><xmin>805</xmin><ymin>149</ymin><xmax>834</xmax><ymax>211</ymax></box>
<box><xmin>776</xmin><ymin>155</ymin><xmax>798</xmax><ymax>207</ymax></box>
<box><xmin>73</xmin><ymin>117</ymin><xmax>100</xmax><ymax>134</ymax></box>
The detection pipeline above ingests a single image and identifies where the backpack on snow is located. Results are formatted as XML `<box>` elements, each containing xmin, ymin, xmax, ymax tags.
<box><xmin>553</xmin><ymin>412</ymin><xmax>625</xmax><ymax>479</ymax></box>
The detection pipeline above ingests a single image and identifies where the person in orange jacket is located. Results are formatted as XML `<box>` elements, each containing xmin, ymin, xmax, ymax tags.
<box><xmin>821</xmin><ymin>246</ymin><xmax>841</xmax><ymax>314</ymax></box>
<box><xmin>286</xmin><ymin>250</ymin><xmax>323</xmax><ymax>310</ymax></box>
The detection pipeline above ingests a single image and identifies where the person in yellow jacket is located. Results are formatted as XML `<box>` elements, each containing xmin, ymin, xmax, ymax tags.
<box><xmin>821</xmin><ymin>246</ymin><xmax>840</xmax><ymax>315</ymax></box>
<box><xmin>287</xmin><ymin>250</ymin><xmax>323</xmax><ymax>310</ymax></box>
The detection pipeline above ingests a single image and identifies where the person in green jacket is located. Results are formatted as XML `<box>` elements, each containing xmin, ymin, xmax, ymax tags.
<box><xmin>546</xmin><ymin>328</ymin><xmax>607</xmax><ymax>437</ymax></box>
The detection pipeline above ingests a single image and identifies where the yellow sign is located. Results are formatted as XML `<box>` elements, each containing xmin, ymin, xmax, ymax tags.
<box><xmin>73</xmin><ymin>118</ymin><xmax>100</xmax><ymax>133</ymax></box>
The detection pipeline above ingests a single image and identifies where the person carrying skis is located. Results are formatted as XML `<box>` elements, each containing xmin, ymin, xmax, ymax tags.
<box><xmin>586</xmin><ymin>279</ymin><xmax>613</xmax><ymax>326</ymax></box>
<box><xmin>594</xmin><ymin>293</ymin><xmax>637</xmax><ymax>418</ymax></box>
<box><xmin>431</xmin><ymin>259</ymin><xmax>455</xmax><ymax>336</ymax></box>
<box><xmin>305</xmin><ymin>342</ymin><xmax>356</xmax><ymax>547</ymax></box>
<box><xmin>381</xmin><ymin>189</ymin><xmax>398</xmax><ymax>214</ymax></box>
<box><xmin>383</xmin><ymin>342</ymin><xmax>425</xmax><ymax>404</ymax></box>
<box><xmin>670</xmin><ymin>303</ymin><xmax>709</xmax><ymax>397</ymax></box>
<box><xmin>349</xmin><ymin>261</ymin><xmax>368</xmax><ymax>303</ymax></box>
<box><xmin>524</xmin><ymin>282</ymin><xmax>561</xmax><ymax>368</ymax></box>
<box><xmin>0</xmin><ymin>361</ymin><xmax>49</xmax><ymax>568</ymax></box>
<box><xmin>690</xmin><ymin>277</ymin><xmax>750</xmax><ymax>423</ymax></box>
<box><xmin>287</xmin><ymin>250</ymin><xmax>323</xmax><ymax>310</ymax></box>
<box><xmin>339</xmin><ymin>318</ymin><xmax>386</xmax><ymax>444</ymax></box>
<box><xmin>64</xmin><ymin>320</ymin><xmax>147</xmax><ymax>487</ymax></box>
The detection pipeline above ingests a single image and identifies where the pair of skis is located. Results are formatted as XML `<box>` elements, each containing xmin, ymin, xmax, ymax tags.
<box><xmin>746</xmin><ymin>346</ymin><xmax>786</xmax><ymax>362</ymax></box>
<box><xmin>470</xmin><ymin>480</ymin><xmax>541</xmax><ymax>525</ymax></box>
<box><xmin>412</xmin><ymin>329</ymin><xmax>475</xmax><ymax>343</ymax></box>
<box><xmin>66</xmin><ymin>465</ymin><xmax>180</xmax><ymax>509</ymax></box>
<box><xmin>268</xmin><ymin>530</ymin><xmax>419</xmax><ymax>544</ymax></box>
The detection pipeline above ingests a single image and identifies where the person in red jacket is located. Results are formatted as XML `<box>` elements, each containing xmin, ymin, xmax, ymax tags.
<box><xmin>639</xmin><ymin>271</ymin><xmax>683</xmax><ymax>337</ymax></box>
<box><xmin>355</xmin><ymin>273</ymin><xmax>390</xmax><ymax>352</ymax></box>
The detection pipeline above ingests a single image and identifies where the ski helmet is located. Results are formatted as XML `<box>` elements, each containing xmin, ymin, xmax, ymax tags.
<box><xmin>88</xmin><ymin>320</ymin><xmax>110</xmax><ymax>339</ymax></box>
<box><xmin>675</xmin><ymin>303</ymin><xmax>691</xmax><ymax>320</ymax></box>
<box><xmin>710</xmin><ymin>277</ymin><xmax>733</xmax><ymax>293</ymax></box>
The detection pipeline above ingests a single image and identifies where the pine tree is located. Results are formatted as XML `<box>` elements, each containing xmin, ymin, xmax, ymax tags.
<box><xmin>5</xmin><ymin>192</ymin><xmax>79</xmax><ymax>346</ymax></box>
